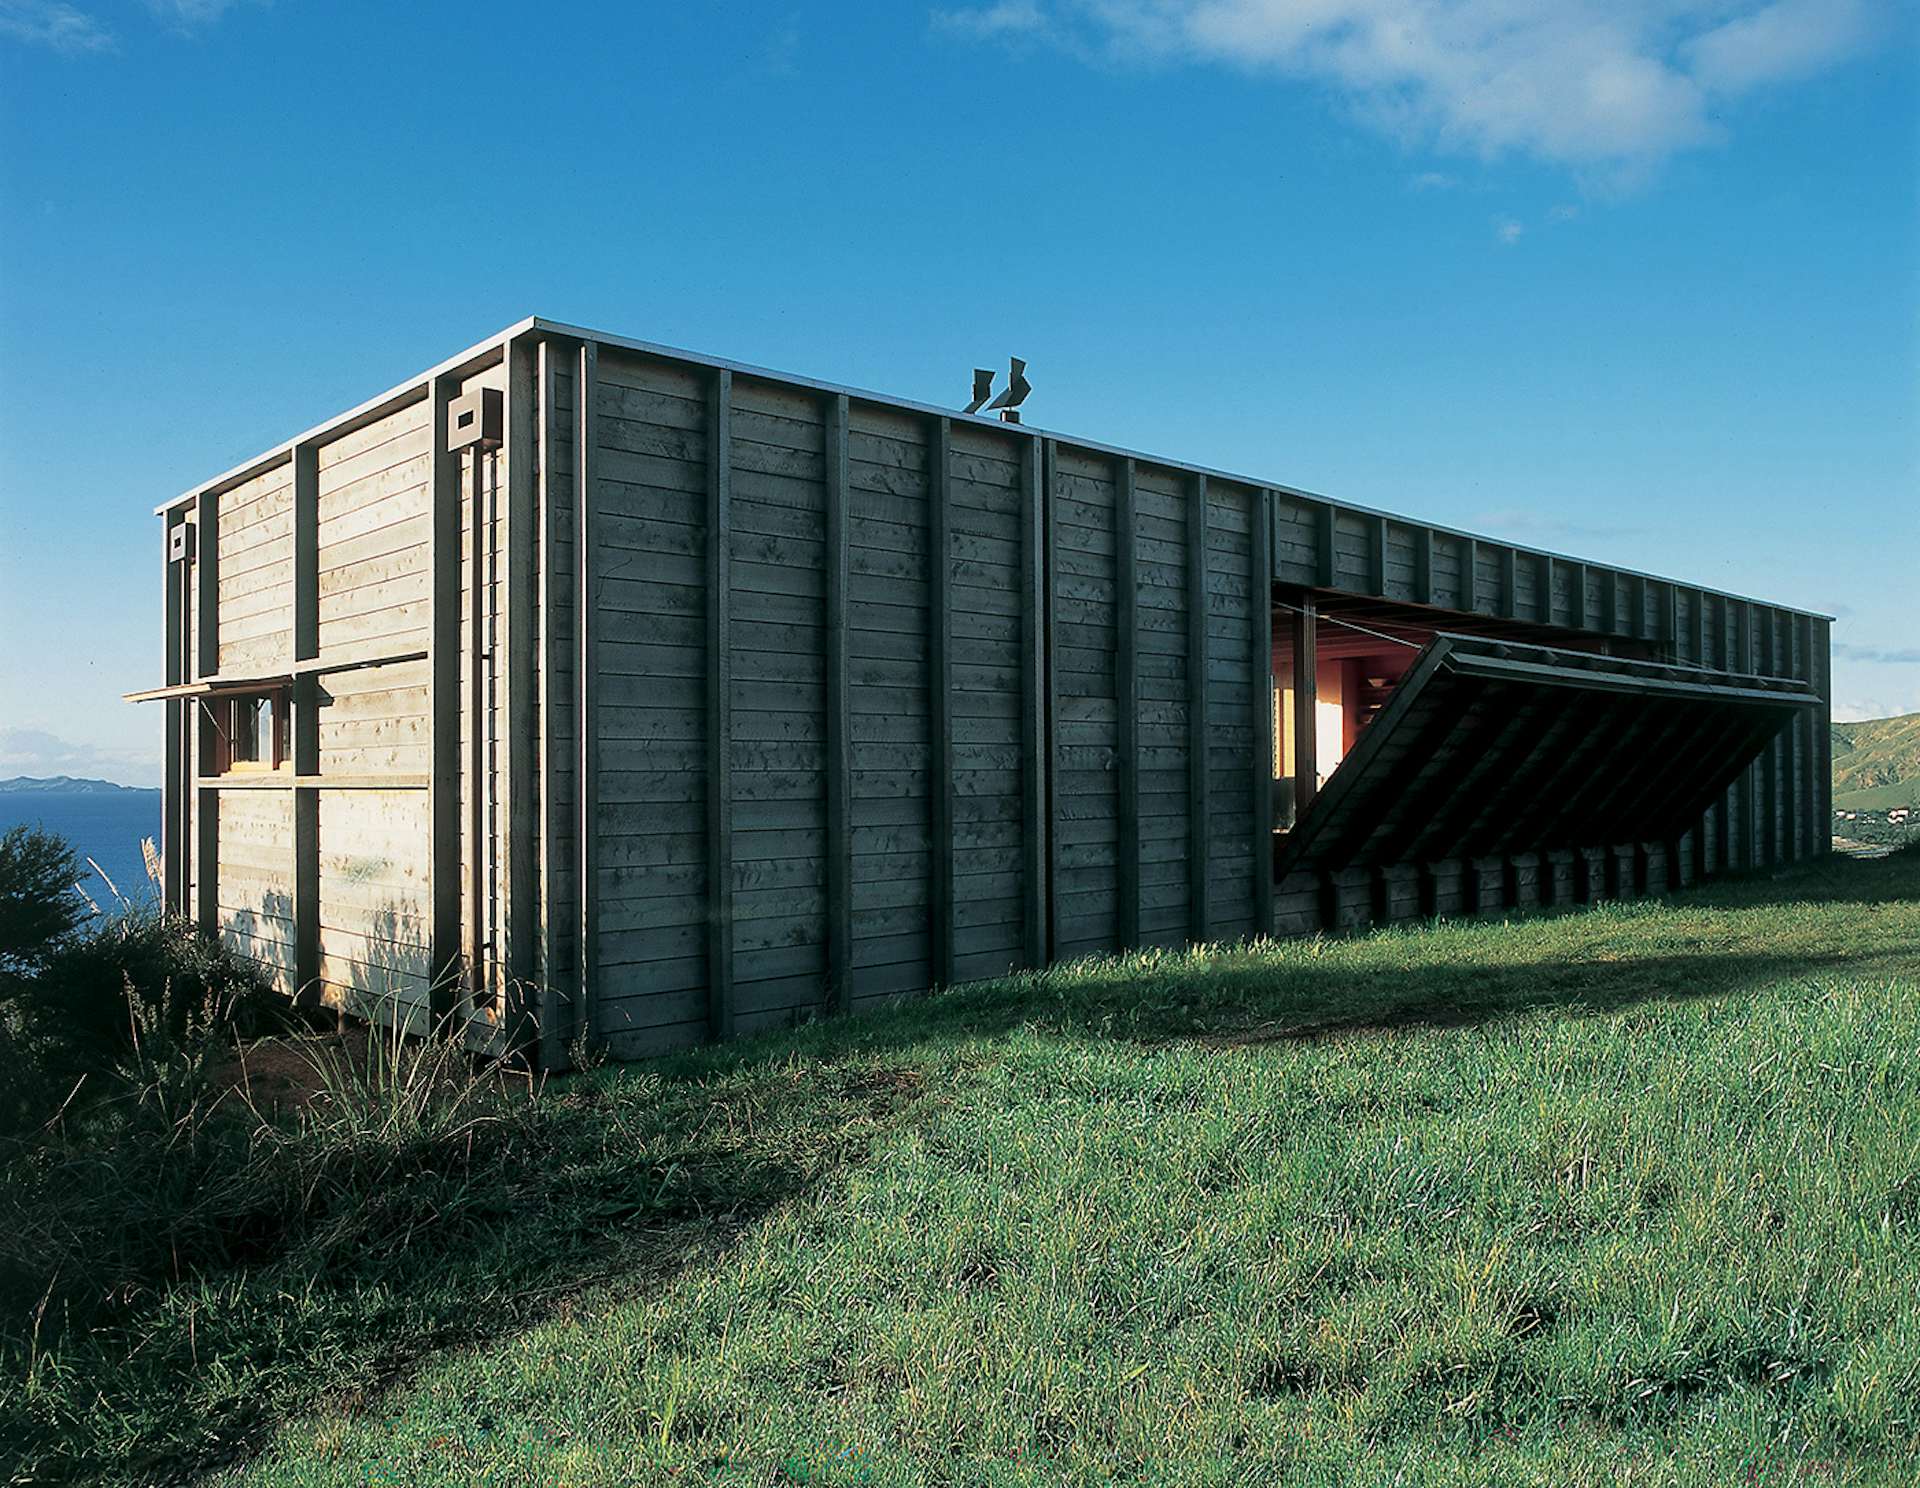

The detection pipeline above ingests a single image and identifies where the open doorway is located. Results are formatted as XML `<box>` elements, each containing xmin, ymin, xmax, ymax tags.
<box><xmin>1268</xmin><ymin>591</ymin><xmax>1658</xmax><ymax>835</ymax></box>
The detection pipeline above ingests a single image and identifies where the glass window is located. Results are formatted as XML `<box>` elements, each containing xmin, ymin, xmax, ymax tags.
<box><xmin>212</xmin><ymin>690</ymin><xmax>287</xmax><ymax>773</ymax></box>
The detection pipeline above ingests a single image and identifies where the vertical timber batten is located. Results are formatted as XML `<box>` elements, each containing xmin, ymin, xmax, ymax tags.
<box><xmin>1020</xmin><ymin>435</ymin><xmax>1048</xmax><ymax>968</ymax></box>
<box><xmin>575</xmin><ymin>342</ymin><xmax>599</xmax><ymax>1049</ymax></box>
<box><xmin>1187</xmin><ymin>473</ymin><xmax>1211</xmax><ymax>942</ymax></box>
<box><xmin>194</xmin><ymin>487</ymin><xmax>219</xmax><ymax>933</ymax></box>
<box><xmin>928</xmin><ymin>415</ymin><xmax>956</xmax><ymax>988</ymax></box>
<box><xmin>1252</xmin><ymin>491</ymin><xmax>1274</xmax><ymax>935</ymax></box>
<box><xmin>824</xmin><ymin>394</ymin><xmax>853</xmax><ymax>1013</ymax></box>
<box><xmin>465</xmin><ymin>429</ymin><xmax>487</xmax><ymax>1016</ymax></box>
<box><xmin>503</xmin><ymin>336</ymin><xmax>538</xmax><ymax>1049</ymax></box>
<box><xmin>1043</xmin><ymin>440</ymin><xmax>1064</xmax><ymax>962</ymax></box>
<box><xmin>1115</xmin><ymin>458</ymin><xmax>1141</xmax><ymax>949</ymax></box>
<box><xmin>1761</xmin><ymin>606</ymin><xmax>1779</xmax><ymax>866</ymax></box>
<box><xmin>535</xmin><ymin>340</ymin><xmax>563</xmax><ymax>1067</ymax></box>
<box><xmin>428</xmin><ymin>377</ymin><xmax>461</xmax><ymax>1021</ymax></box>
<box><xmin>1314</xmin><ymin>503</ymin><xmax>1336</xmax><ymax>589</ymax></box>
<box><xmin>1292</xmin><ymin>596</ymin><xmax>1318</xmax><ymax>824</ymax></box>
<box><xmin>148</xmin><ymin>321</ymin><xmax>1831</xmax><ymax>1070</ymax></box>
<box><xmin>705</xmin><ymin>367</ymin><xmax>734</xmax><ymax>1043</ymax></box>
<box><xmin>1723</xmin><ymin>600</ymin><xmax>1741</xmax><ymax>861</ymax></box>
<box><xmin>290</xmin><ymin>441</ymin><xmax>319</xmax><ymax>1008</ymax></box>
<box><xmin>163</xmin><ymin>513</ymin><xmax>186</xmax><ymax>912</ymax></box>
<box><xmin>1814</xmin><ymin>616</ymin><xmax>1832</xmax><ymax>854</ymax></box>
<box><xmin>1740</xmin><ymin>603</ymin><xmax>1759</xmax><ymax>868</ymax></box>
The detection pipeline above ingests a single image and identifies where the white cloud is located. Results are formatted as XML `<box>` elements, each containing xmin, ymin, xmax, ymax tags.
<box><xmin>1494</xmin><ymin>215</ymin><xmax>1524</xmax><ymax>244</ymax></box>
<box><xmin>142</xmin><ymin>0</ymin><xmax>255</xmax><ymax>25</ymax></box>
<box><xmin>1833</xmin><ymin>641</ymin><xmax>1920</xmax><ymax>665</ymax></box>
<box><xmin>934</xmin><ymin>0</ymin><xmax>1048</xmax><ymax>39</ymax></box>
<box><xmin>1547</xmin><ymin>202</ymin><xmax>1581</xmax><ymax>222</ymax></box>
<box><xmin>0</xmin><ymin>728</ymin><xmax>158</xmax><ymax>788</ymax></box>
<box><xmin>937</xmin><ymin>1</ymin><xmax>1885</xmax><ymax>171</ymax></box>
<box><xmin>1</xmin><ymin>0</ymin><xmax>263</xmax><ymax>50</ymax></box>
<box><xmin>0</xmin><ymin>0</ymin><xmax>113</xmax><ymax>52</ymax></box>
<box><xmin>1834</xmin><ymin>692</ymin><xmax>1920</xmax><ymax>723</ymax></box>
<box><xmin>1684</xmin><ymin>0</ymin><xmax>1871</xmax><ymax>93</ymax></box>
<box><xmin>1411</xmin><ymin>170</ymin><xmax>1457</xmax><ymax>189</ymax></box>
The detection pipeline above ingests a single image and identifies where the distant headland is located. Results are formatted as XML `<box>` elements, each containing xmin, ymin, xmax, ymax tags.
<box><xmin>0</xmin><ymin>776</ymin><xmax>161</xmax><ymax>795</ymax></box>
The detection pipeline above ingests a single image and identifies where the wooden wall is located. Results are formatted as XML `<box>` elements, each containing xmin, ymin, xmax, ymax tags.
<box><xmin>171</xmin><ymin>354</ymin><xmax>509</xmax><ymax>1040</ymax></box>
<box><xmin>160</xmin><ymin>319</ymin><xmax>1832</xmax><ymax>1070</ymax></box>
<box><xmin>309</xmin><ymin>395</ymin><xmax>437</xmax><ymax>1024</ymax></box>
<box><xmin>215</xmin><ymin>464</ymin><xmax>294</xmax><ymax>676</ymax></box>
<box><xmin>537</xmin><ymin>352</ymin><xmax>579</xmax><ymax>1063</ymax></box>
<box><xmin>315</xmin><ymin>789</ymin><xmax>431</xmax><ymax>1026</ymax></box>
<box><xmin>556</xmin><ymin>345</ymin><xmax>1270</xmax><ymax>1060</ymax></box>
<box><xmin>213</xmin><ymin>788</ymin><xmax>294</xmax><ymax>996</ymax></box>
<box><xmin>314</xmin><ymin>403</ymin><xmax>431</xmax><ymax>663</ymax></box>
<box><xmin>1267</xmin><ymin>488</ymin><xmax>1831</xmax><ymax>935</ymax></box>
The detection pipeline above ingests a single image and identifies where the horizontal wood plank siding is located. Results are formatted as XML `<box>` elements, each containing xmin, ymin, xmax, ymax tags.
<box><xmin>589</xmin><ymin>350</ymin><xmax>713</xmax><ymax>1053</ymax></box>
<box><xmin>845</xmin><ymin>402</ymin><xmax>936</xmax><ymax>1004</ymax></box>
<box><xmin>315</xmin><ymin>398</ymin><xmax>433</xmax><ymax>660</ymax></box>
<box><xmin>948</xmin><ymin>421</ymin><xmax>1033</xmax><ymax>984</ymax></box>
<box><xmin>1204</xmin><ymin>479</ymin><xmax>1259</xmax><ymax>939</ymax></box>
<box><xmin>172</xmin><ymin>321</ymin><xmax>1832</xmax><ymax>1070</ymax></box>
<box><xmin>216</xmin><ymin>463</ymin><xmax>295</xmax><ymax>672</ymax></box>
<box><xmin>1051</xmin><ymin>444</ymin><xmax>1123</xmax><ymax>961</ymax></box>
<box><xmin>314</xmin><ymin>789</ymin><xmax>431</xmax><ymax>1027</ymax></box>
<box><xmin>215</xmin><ymin>788</ymin><xmax>295</xmax><ymax>995</ymax></box>
<box><xmin>1132</xmin><ymin>464</ymin><xmax>1200</xmax><ymax>949</ymax></box>
<box><xmin>726</xmin><ymin>375</ymin><xmax>828</xmax><ymax>1034</ymax></box>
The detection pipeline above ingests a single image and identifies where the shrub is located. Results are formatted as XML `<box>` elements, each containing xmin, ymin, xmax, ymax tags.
<box><xmin>0</xmin><ymin>825</ymin><xmax>84</xmax><ymax>976</ymax></box>
<box><xmin>0</xmin><ymin>824</ymin><xmax>287</xmax><ymax>1137</ymax></box>
<box><xmin>12</xmin><ymin>906</ymin><xmax>283</xmax><ymax>1089</ymax></box>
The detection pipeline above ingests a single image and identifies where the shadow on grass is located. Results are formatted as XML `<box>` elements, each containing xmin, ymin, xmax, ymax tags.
<box><xmin>0</xmin><ymin>1062</ymin><xmax>930</xmax><ymax>1486</ymax></box>
<box><xmin>6</xmin><ymin>852</ymin><xmax>1912</xmax><ymax>1485</ymax></box>
<box><xmin>729</xmin><ymin>849</ymin><xmax>1920</xmax><ymax>1063</ymax></box>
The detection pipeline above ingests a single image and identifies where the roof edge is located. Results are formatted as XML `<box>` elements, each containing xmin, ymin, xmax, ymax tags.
<box><xmin>152</xmin><ymin>316</ymin><xmax>539</xmax><ymax>516</ymax></box>
<box><xmin>154</xmin><ymin>314</ymin><xmax>1837</xmax><ymax>624</ymax></box>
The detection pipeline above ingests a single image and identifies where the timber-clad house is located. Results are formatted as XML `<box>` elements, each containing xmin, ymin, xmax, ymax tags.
<box><xmin>133</xmin><ymin>319</ymin><xmax>1829</xmax><ymax>1068</ymax></box>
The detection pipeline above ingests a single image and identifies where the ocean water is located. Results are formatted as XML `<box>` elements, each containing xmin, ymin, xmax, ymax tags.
<box><xmin>0</xmin><ymin>791</ymin><xmax>164</xmax><ymax>909</ymax></box>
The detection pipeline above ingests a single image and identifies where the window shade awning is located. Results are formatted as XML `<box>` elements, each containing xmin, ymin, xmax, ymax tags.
<box><xmin>1275</xmin><ymin>632</ymin><xmax>1818</xmax><ymax>878</ymax></box>
<box><xmin>121</xmin><ymin>648</ymin><xmax>428</xmax><ymax>704</ymax></box>
<box><xmin>123</xmin><ymin>674</ymin><xmax>293</xmax><ymax>704</ymax></box>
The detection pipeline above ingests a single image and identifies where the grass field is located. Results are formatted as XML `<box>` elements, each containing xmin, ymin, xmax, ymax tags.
<box><xmin>6</xmin><ymin>852</ymin><xmax>1919</xmax><ymax>1486</ymax></box>
<box><xmin>1833</xmin><ymin>781</ymin><xmax>1919</xmax><ymax>813</ymax></box>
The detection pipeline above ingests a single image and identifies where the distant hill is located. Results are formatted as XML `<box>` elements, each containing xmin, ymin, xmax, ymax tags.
<box><xmin>1831</xmin><ymin>713</ymin><xmax>1920</xmax><ymax>811</ymax></box>
<box><xmin>0</xmin><ymin>776</ymin><xmax>159</xmax><ymax>795</ymax></box>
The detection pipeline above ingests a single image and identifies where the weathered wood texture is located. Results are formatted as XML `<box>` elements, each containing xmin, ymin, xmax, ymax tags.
<box><xmin>315</xmin><ymin>789</ymin><xmax>432</xmax><ymax>1026</ymax></box>
<box><xmin>215</xmin><ymin>787</ymin><xmax>295</xmax><ymax>994</ymax></box>
<box><xmin>455</xmin><ymin>358</ymin><xmax>512</xmax><ymax>1040</ymax></box>
<box><xmin>215</xmin><ymin>462</ymin><xmax>295</xmax><ymax>675</ymax></box>
<box><xmin>563</xmin><ymin>354</ymin><xmax>1272</xmax><ymax>1059</ymax></box>
<box><xmin>160</xmin><ymin>319</ymin><xmax>1832</xmax><ymax>1070</ymax></box>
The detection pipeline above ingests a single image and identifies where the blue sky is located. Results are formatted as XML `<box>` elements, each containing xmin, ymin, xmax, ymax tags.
<box><xmin>0</xmin><ymin>0</ymin><xmax>1914</xmax><ymax>786</ymax></box>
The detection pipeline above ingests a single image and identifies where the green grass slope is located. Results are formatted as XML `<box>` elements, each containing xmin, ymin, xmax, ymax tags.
<box><xmin>1835</xmin><ymin>781</ymin><xmax>1919</xmax><ymax>813</ymax></box>
<box><xmin>7</xmin><ymin>858</ymin><xmax>1919</xmax><ymax>1487</ymax></box>
<box><xmin>1831</xmin><ymin>712</ymin><xmax>1920</xmax><ymax>796</ymax></box>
